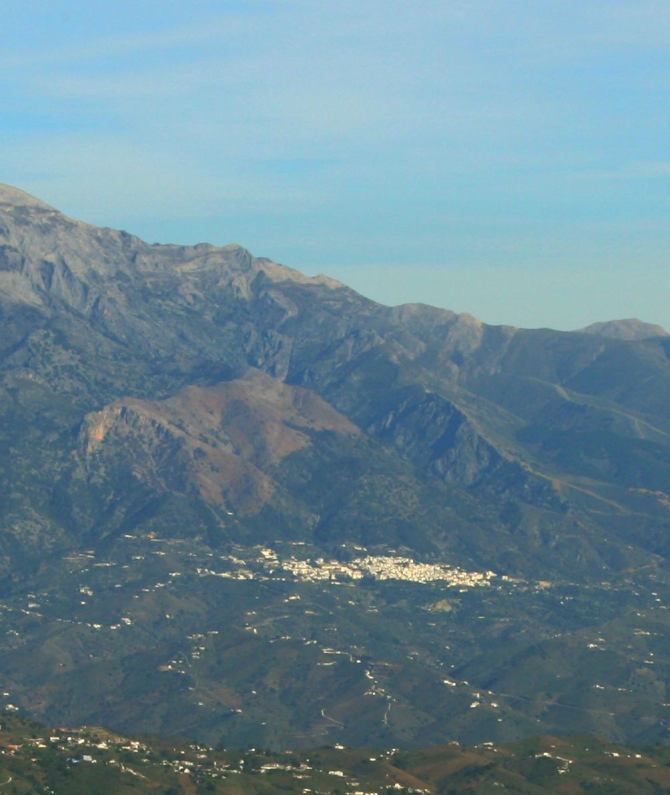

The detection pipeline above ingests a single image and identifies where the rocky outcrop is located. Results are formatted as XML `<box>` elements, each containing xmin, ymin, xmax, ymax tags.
<box><xmin>80</xmin><ymin>370</ymin><xmax>359</xmax><ymax>514</ymax></box>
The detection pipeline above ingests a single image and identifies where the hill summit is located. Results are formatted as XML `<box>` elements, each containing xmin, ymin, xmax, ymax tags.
<box><xmin>580</xmin><ymin>318</ymin><xmax>668</xmax><ymax>340</ymax></box>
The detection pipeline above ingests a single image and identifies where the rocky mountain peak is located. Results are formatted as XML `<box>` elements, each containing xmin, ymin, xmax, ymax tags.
<box><xmin>0</xmin><ymin>183</ymin><xmax>57</xmax><ymax>212</ymax></box>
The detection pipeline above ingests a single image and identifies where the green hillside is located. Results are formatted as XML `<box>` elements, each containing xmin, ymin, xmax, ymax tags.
<box><xmin>0</xmin><ymin>714</ymin><xmax>669</xmax><ymax>794</ymax></box>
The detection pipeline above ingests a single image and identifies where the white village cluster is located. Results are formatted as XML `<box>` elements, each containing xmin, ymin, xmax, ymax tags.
<box><xmin>257</xmin><ymin>548</ymin><xmax>496</xmax><ymax>587</ymax></box>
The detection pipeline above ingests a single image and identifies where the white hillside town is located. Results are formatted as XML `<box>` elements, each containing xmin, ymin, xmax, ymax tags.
<box><xmin>272</xmin><ymin>551</ymin><xmax>497</xmax><ymax>587</ymax></box>
<box><xmin>190</xmin><ymin>543</ymin><xmax>501</xmax><ymax>587</ymax></box>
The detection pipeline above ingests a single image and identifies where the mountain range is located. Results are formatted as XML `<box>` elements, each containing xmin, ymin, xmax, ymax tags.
<box><xmin>1</xmin><ymin>183</ymin><xmax>670</xmax><ymax>750</ymax></box>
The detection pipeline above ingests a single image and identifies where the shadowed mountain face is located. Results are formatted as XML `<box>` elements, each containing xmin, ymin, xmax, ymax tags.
<box><xmin>2</xmin><ymin>184</ymin><xmax>670</xmax><ymax>748</ymax></box>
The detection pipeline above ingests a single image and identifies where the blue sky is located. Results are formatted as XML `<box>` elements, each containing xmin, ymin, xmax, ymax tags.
<box><xmin>2</xmin><ymin>0</ymin><xmax>670</xmax><ymax>330</ymax></box>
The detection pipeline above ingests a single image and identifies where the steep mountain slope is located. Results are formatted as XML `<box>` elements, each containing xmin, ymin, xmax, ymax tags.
<box><xmin>80</xmin><ymin>369</ymin><xmax>359</xmax><ymax>515</ymax></box>
<box><xmin>1</xmin><ymin>183</ymin><xmax>670</xmax><ymax>747</ymax></box>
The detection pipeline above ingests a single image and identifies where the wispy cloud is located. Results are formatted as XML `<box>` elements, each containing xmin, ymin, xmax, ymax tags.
<box><xmin>0</xmin><ymin>12</ymin><xmax>262</xmax><ymax>69</ymax></box>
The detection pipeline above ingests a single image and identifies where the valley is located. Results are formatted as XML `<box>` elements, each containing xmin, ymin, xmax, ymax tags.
<box><xmin>0</xmin><ymin>535</ymin><xmax>669</xmax><ymax>749</ymax></box>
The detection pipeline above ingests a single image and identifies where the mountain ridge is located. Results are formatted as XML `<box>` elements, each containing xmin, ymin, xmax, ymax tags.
<box><xmin>4</xmin><ymin>182</ymin><xmax>665</xmax><ymax>336</ymax></box>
